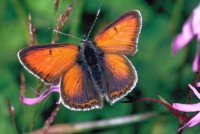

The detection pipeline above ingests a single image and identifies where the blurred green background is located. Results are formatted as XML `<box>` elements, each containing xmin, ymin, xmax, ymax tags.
<box><xmin>1</xmin><ymin>0</ymin><xmax>200</xmax><ymax>133</ymax></box>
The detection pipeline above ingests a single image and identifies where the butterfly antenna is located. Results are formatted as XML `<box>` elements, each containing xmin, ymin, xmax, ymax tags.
<box><xmin>86</xmin><ymin>5</ymin><xmax>102</xmax><ymax>39</ymax></box>
<box><xmin>48</xmin><ymin>27</ymin><xmax>82</xmax><ymax>41</ymax></box>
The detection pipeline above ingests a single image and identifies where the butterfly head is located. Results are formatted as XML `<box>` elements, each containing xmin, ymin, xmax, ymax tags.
<box><xmin>81</xmin><ymin>35</ymin><xmax>92</xmax><ymax>46</ymax></box>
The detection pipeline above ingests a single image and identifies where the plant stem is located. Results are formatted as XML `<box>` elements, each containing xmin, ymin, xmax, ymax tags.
<box><xmin>31</xmin><ymin>112</ymin><xmax>158</xmax><ymax>134</ymax></box>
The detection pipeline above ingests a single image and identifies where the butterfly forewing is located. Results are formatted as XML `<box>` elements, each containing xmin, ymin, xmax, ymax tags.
<box><xmin>18</xmin><ymin>44</ymin><xmax>79</xmax><ymax>83</ymax></box>
<box><xmin>94</xmin><ymin>10</ymin><xmax>141</xmax><ymax>55</ymax></box>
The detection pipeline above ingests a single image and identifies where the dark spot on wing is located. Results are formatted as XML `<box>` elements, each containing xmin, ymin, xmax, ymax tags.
<box><xmin>114</xmin><ymin>27</ymin><xmax>117</xmax><ymax>32</ymax></box>
<box><xmin>49</xmin><ymin>49</ymin><xmax>52</xmax><ymax>55</ymax></box>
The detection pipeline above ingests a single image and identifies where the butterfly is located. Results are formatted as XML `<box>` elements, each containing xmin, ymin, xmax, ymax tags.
<box><xmin>18</xmin><ymin>10</ymin><xmax>142</xmax><ymax>111</ymax></box>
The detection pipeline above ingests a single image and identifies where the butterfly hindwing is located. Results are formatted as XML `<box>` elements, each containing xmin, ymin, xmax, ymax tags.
<box><xmin>18</xmin><ymin>44</ymin><xmax>79</xmax><ymax>84</ymax></box>
<box><xmin>94</xmin><ymin>10</ymin><xmax>141</xmax><ymax>55</ymax></box>
<box><xmin>61</xmin><ymin>63</ymin><xmax>103</xmax><ymax>111</ymax></box>
<box><xmin>102</xmin><ymin>53</ymin><xmax>137</xmax><ymax>104</ymax></box>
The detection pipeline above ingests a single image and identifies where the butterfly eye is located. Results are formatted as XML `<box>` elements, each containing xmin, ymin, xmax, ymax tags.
<box><xmin>81</xmin><ymin>35</ymin><xmax>88</xmax><ymax>45</ymax></box>
<box><xmin>83</xmin><ymin>35</ymin><xmax>87</xmax><ymax>40</ymax></box>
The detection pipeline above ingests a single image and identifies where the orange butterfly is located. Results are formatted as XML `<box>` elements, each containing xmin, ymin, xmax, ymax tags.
<box><xmin>18</xmin><ymin>10</ymin><xmax>142</xmax><ymax>111</ymax></box>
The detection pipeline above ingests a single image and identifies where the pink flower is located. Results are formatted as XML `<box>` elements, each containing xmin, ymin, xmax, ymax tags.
<box><xmin>20</xmin><ymin>85</ymin><xmax>60</xmax><ymax>105</ymax></box>
<box><xmin>173</xmin><ymin>84</ymin><xmax>200</xmax><ymax>131</ymax></box>
<box><xmin>172</xmin><ymin>4</ymin><xmax>200</xmax><ymax>72</ymax></box>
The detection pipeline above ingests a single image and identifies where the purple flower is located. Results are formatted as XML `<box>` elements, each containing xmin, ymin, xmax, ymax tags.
<box><xmin>20</xmin><ymin>85</ymin><xmax>60</xmax><ymax>105</ymax></box>
<box><xmin>172</xmin><ymin>84</ymin><xmax>200</xmax><ymax>131</ymax></box>
<box><xmin>172</xmin><ymin>4</ymin><xmax>200</xmax><ymax>72</ymax></box>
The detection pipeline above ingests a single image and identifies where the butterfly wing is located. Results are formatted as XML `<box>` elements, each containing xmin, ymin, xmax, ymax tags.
<box><xmin>18</xmin><ymin>44</ymin><xmax>79</xmax><ymax>84</ymax></box>
<box><xmin>61</xmin><ymin>63</ymin><xmax>102</xmax><ymax>111</ymax></box>
<box><xmin>102</xmin><ymin>53</ymin><xmax>137</xmax><ymax>104</ymax></box>
<box><xmin>94</xmin><ymin>10</ymin><xmax>141</xmax><ymax>55</ymax></box>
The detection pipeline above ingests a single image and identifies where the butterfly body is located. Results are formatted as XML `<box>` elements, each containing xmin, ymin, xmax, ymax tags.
<box><xmin>78</xmin><ymin>38</ymin><xmax>106</xmax><ymax>94</ymax></box>
<box><xmin>18</xmin><ymin>10</ymin><xmax>142</xmax><ymax>111</ymax></box>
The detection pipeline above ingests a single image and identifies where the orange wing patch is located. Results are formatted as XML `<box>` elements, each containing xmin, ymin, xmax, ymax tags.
<box><xmin>18</xmin><ymin>44</ymin><xmax>78</xmax><ymax>83</ymax></box>
<box><xmin>94</xmin><ymin>10</ymin><xmax>141</xmax><ymax>55</ymax></box>
<box><xmin>61</xmin><ymin>63</ymin><xmax>102</xmax><ymax>111</ymax></box>
<box><xmin>103</xmin><ymin>54</ymin><xmax>137</xmax><ymax>104</ymax></box>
